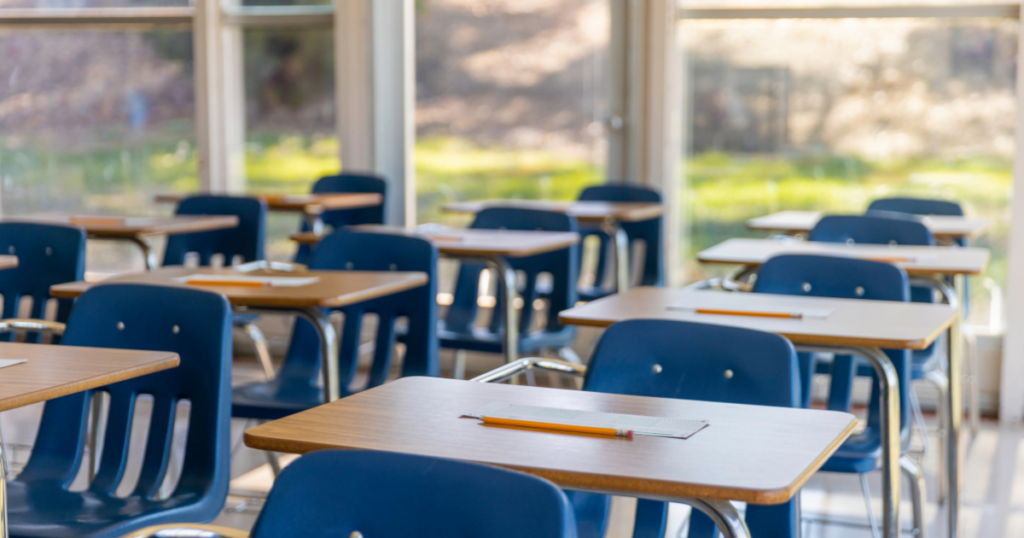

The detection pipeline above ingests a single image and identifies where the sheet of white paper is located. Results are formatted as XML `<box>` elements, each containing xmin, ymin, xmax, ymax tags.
<box><xmin>666</xmin><ymin>305</ymin><xmax>833</xmax><ymax>319</ymax></box>
<box><xmin>0</xmin><ymin>359</ymin><xmax>26</xmax><ymax>369</ymax></box>
<box><xmin>172</xmin><ymin>274</ymin><xmax>320</xmax><ymax>287</ymax></box>
<box><xmin>464</xmin><ymin>402</ymin><xmax>709</xmax><ymax>439</ymax></box>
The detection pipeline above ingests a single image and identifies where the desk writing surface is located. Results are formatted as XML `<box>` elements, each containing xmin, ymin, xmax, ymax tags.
<box><xmin>49</xmin><ymin>266</ymin><xmax>428</xmax><ymax>309</ymax></box>
<box><xmin>154</xmin><ymin>193</ymin><xmax>382</xmax><ymax>214</ymax></box>
<box><xmin>441</xmin><ymin>199</ymin><xmax>664</xmax><ymax>223</ymax></box>
<box><xmin>697</xmin><ymin>238</ymin><xmax>989</xmax><ymax>276</ymax></box>
<box><xmin>746</xmin><ymin>210</ymin><xmax>992</xmax><ymax>239</ymax></box>
<box><xmin>7</xmin><ymin>214</ymin><xmax>240</xmax><ymax>238</ymax></box>
<box><xmin>244</xmin><ymin>377</ymin><xmax>856</xmax><ymax>505</ymax></box>
<box><xmin>0</xmin><ymin>342</ymin><xmax>179</xmax><ymax>411</ymax></box>
<box><xmin>0</xmin><ymin>256</ymin><xmax>17</xmax><ymax>270</ymax></box>
<box><xmin>558</xmin><ymin>287</ymin><xmax>957</xmax><ymax>350</ymax></box>
<box><xmin>291</xmin><ymin>227</ymin><xmax>580</xmax><ymax>258</ymax></box>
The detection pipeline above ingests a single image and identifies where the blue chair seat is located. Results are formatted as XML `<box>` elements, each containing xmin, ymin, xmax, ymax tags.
<box><xmin>232</xmin><ymin>379</ymin><xmax>324</xmax><ymax>421</ymax></box>
<box><xmin>438</xmin><ymin>327</ymin><xmax>576</xmax><ymax>355</ymax></box>
<box><xmin>6</xmin><ymin>482</ymin><xmax>209</xmax><ymax>538</ymax></box>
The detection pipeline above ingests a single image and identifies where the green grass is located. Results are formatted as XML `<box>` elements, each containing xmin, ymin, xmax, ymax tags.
<box><xmin>0</xmin><ymin>133</ymin><xmax>1011</xmax><ymax>291</ymax></box>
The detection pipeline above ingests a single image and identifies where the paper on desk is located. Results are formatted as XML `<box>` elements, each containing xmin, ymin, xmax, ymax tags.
<box><xmin>465</xmin><ymin>402</ymin><xmax>709</xmax><ymax>439</ymax></box>
<box><xmin>0</xmin><ymin>359</ymin><xmax>26</xmax><ymax>369</ymax></box>
<box><xmin>667</xmin><ymin>305</ymin><xmax>833</xmax><ymax>319</ymax></box>
<box><xmin>172</xmin><ymin>274</ymin><xmax>320</xmax><ymax>287</ymax></box>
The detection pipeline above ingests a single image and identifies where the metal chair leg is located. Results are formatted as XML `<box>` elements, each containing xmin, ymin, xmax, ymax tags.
<box><xmin>453</xmin><ymin>350</ymin><xmax>467</xmax><ymax>380</ymax></box>
<box><xmin>909</xmin><ymin>387</ymin><xmax>930</xmax><ymax>456</ymax></box>
<box><xmin>964</xmin><ymin>328</ymin><xmax>981</xmax><ymax>437</ymax></box>
<box><xmin>900</xmin><ymin>455</ymin><xmax>927</xmax><ymax>538</ymax></box>
<box><xmin>926</xmin><ymin>368</ymin><xmax>950</xmax><ymax>506</ymax></box>
<box><xmin>243</xmin><ymin>323</ymin><xmax>275</xmax><ymax>381</ymax></box>
<box><xmin>860</xmin><ymin>473</ymin><xmax>881</xmax><ymax>538</ymax></box>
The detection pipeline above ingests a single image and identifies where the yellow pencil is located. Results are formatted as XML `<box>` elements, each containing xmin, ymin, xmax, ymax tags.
<box><xmin>694</xmin><ymin>308</ymin><xmax>802</xmax><ymax>319</ymax></box>
<box><xmin>481</xmin><ymin>416</ymin><xmax>633</xmax><ymax>438</ymax></box>
<box><xmin>186</xmin><ymin>279</ymin><xmax>269</xmax><ymax>287</ymax></box>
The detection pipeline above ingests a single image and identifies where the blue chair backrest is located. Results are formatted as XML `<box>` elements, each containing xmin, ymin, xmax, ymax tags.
<box><xmin>279</xmin><ymin>230</ymin><xmax>439</xmax><ymax>396</ymax></box>
<box><xmin>18</xmin><ymin>283</ymin><xmax>232</xmax><ymax>515</ymax></box>
<box><xmin>753</xmin><ymin>254</ymin><xmax>912</xmax><ymax>443</ymax></box>
<box><xmin>308</xmin><ymin>173</ymin><xmax>387</xmax><ymax>229</ymax></box>
<box><xmin>868</xmin><ymin>197</ymin><xmax>964</xmax><ymax>217</ymax></box>
<box><xmin>578</xmin><ymin>184</ymin><xmax>664</xmax><ymax>288</ymax></box>
<box><xmin>575</xmin><ymin>319</ymin><xmax>800</xmax><ymax>538</ymax></box>
<box><xmin>0</xmin><ymin>222</ymin><xmax>85</xmax><ymax>341</ymax></box>
<box><xmin>249</xmin><ymin>450</ymin><xmax>577</xmax><ymax>538</ymax></box>
<box><xmin>444</xmin><ymin>207</ymin><xmax>579</xmax><ymax>339</ymax></box>
<box><xmin>809</xmin><ymin>214</ymin><xmax>935</xmax><ymax>247</ymax></box>
<box><xmin>163</xmin><ymin>195</ymin><xmax>267</xmax><ymax>266</ymax></box>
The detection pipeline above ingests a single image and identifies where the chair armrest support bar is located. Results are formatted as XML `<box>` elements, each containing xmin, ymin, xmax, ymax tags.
<box><xmin>0</xmin><ymin>319</ymin><xmax>65</xmax><ymax>336</ymax></box>
<box><xmin>471</xmin><ymin>358</ymin><xmax>587</xmax><ymax>384</ymax></box>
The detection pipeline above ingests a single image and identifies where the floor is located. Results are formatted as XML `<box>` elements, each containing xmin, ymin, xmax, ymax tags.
<box><xmin>2</xmin><ymin>324</ymin><xmax>1022</xmax><ymax>538</ymax></box>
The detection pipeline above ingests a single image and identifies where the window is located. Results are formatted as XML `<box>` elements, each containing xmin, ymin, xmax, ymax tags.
<box><xmin>414</xmin><ymin>0</ymin><xmax>611</xmax><ymax>225</ymax></box>
<box><xmin>680</xmin><ymin>16</ymin><xmax>1014</xmax><ymax>327</ymax></box>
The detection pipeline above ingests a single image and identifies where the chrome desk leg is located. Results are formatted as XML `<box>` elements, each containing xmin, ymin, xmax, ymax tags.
<box><xmin>306</xmin><ymin>213</ymin><xmax>325</xmax><ymax>235</ymax></box>
<box><xmin>600</xmin><ymin>218</ymin><xmax>630</xmax><ymax>293</ymax></box>
<box><xmin>488</xmin><ymin>256</ymin><xmax>519</xmax><ymax>365</ymax></box>
<box><xmin>687</xmin><ymin>498</ymin><xmax>751</xmax><ymax>538</ymax></box>
<box><xmin>800</xmin><ymin>344</ymin><xmax>900</xmax><ymax>538</ymax></box>
<box><xmin>1</xmin><ymin>420</ymin><xmax>8</xmax><ymax>538</ymax></box>
<box><xmin>947</xmin><ymin>274</ymin><xmax>965</xmax><ymax>538</ymax></box>
<box><xmin>294</xmin><ymin>308</ymin><xmax>341</xmax><ymax>403</ymax></box>
<box><xmin>123</xmin><ymin>235</ymin><xmax>158</xmax><ymax>271</ymax></box>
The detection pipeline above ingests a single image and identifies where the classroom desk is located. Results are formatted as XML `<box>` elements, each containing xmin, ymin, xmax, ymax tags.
<box><xmin>155</xmin><ymin>192</ymin><xmax>383</xmax><ymax>235</ymax></box>
<box><xmin>0</xmin><ymin>342</ymin><xmax>180</xmax><ymax>538</ymax></box>
<box><xmin>442</xmin><ymin>199</ymin><xmax>663</xmax><ymax>293</ymax></box>
<box><xmin>747</xmin><ymin>210</ymin><xmax>992</xmax><ymax>243</ymax></box>
<box><xmin>50</xmin><ymin>266</ymin><xmax>427</xmax><ymax>403</ymax></box>
<box><xmin>0</xmin><ymin>257</ymin><xmax>17</xmax><ymax>271</ymax></box>
<box><xmin>698</xmin><ymin>237</ymin><xmax>988</xmax><ymax>538</ymax></box>
<box><xmin>245</xmin><ymin>376</ymin><xmax>857</xmax><ymax>538</ymax></box>
<box><xmin>559</xmin><ymin>287</ymin><xmax>958</xmax><ymax>538</ymax></box>
<box><xmin>6</xmin><ymin>213</ymin><xmax>240</xmax><ymax>271</ymax></box>
<box><xmin>292</xmin><ymin>227</ymin><xmax>581</xmax><ymax>364</ymax></box>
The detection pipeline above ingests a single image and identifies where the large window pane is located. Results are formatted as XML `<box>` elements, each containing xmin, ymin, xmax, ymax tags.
<box><xmin>415</xmin><ymin>0</ymin><xmax>610</xmax><ymax>225</ymax></box>
<box><xmin>0</xmin><ymin>29</ymin><xmax>195</xmax><ymax>271</ymax></box>
<box><xmin>243</xmin><ymin>27</ymin><xmax>336</xmax><ymax>258</ymax></box>
<box><xmin>681</xmin><ymin>18</ymin><xmax>1015</xmax><ymax>327</ymax></box>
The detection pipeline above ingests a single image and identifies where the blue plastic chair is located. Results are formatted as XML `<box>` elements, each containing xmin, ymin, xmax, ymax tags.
<box><xmin>162</xmin><ymin>195</ymin><xmax>267</xmax><ymax>267</ymax></box>
<box><xmin>810</xmin><ymin>214</ymin><xmax>942</xmax><ymax>375</ymax></box>
<box><xmin>6</xmin><ymin>283</ymin><xmax>233</xmax><ymax>538</ymax></box>
<box><xmin>232</xmin><ymin>230</ymin><xmax>439</xmax><ymax>419</ymax></box>
<box><xmin>753</xmin><ymin>254</ymin><xmax>925</xmax><ymax>535</ymax></box>
<box><xmin>577</xmin><ymin>184</ymin><xmax>663</xmax><ymax>300</ymax></box>
<box><xmin>294</xmin><ymin>173</ymin><xmax>387</xmax><ymax>264</ymax></box>
<box><xmin>440</xmin><ymin>207</ymin><xmax>579</xmax><ymax>360</ymax></box>
<box><xmin>569</xmin><ymin>319</ymin><xmax>800</xmax><ymax>538</ymax></box>
<box><xmin>239</xmin><ymin>450</ymin><xmax>577</xmax><ymax>538</ymax></box>
<box><xmin>0</xmin><ymin>222</ymin><xmax>86</xmax><ymax>342</ymax></box>
<box><xmin>868</xmin><ymin>197</ymin><xmax>964</xmax><ymax>219</ymax></box>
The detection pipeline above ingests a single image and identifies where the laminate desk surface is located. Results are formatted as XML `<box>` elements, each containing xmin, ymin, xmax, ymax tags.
<box><xmin>49</xmin><ymin>266</ymin><xmax>428</xmax><ymax>309</ymax></box>
<box><xmin>0</xmin><ymin>256</ymin><xmax>16</xmax><ymax>270</ymax></box>
<box><xmin>291</xmin><ymin>227</ymin><xmax>581</xmax><ymax>258</ymax></box>
<box><xmin>746</xmin><ymin>210</ymin><xmax>992</xmax><ymax>240</ymax></box>
<box><xmin>558</xmin><ymin>287</ymin><xmax>957</xmax><ymax>350</ymax></box>
<box><xmin>7</xmin><ymin>214</ymin><xmax>240</xmax><ymax>238</ymax></box>
<box><xmin>442</xmin><ymin>199</ymin><xmax>664</xmax><ymax>223</ymax></box>
<box><xmin>244</xmin><ymin>377</ymin><xmax>856</xmax><ymax>505</ymax></box>
<box><xmin>155</xmin><ymin>192</ymin><xmax>383</xmax><ymax>215</ymax></box>
<box><xmin>0</xmin><ymin>341</ymin><xmax>179</xmax><ymax>412</ymax></box>
<box><xmin>698</xmin><ymin>238</ymin><xmax>989</xmax><ymax>276</ymax></box>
